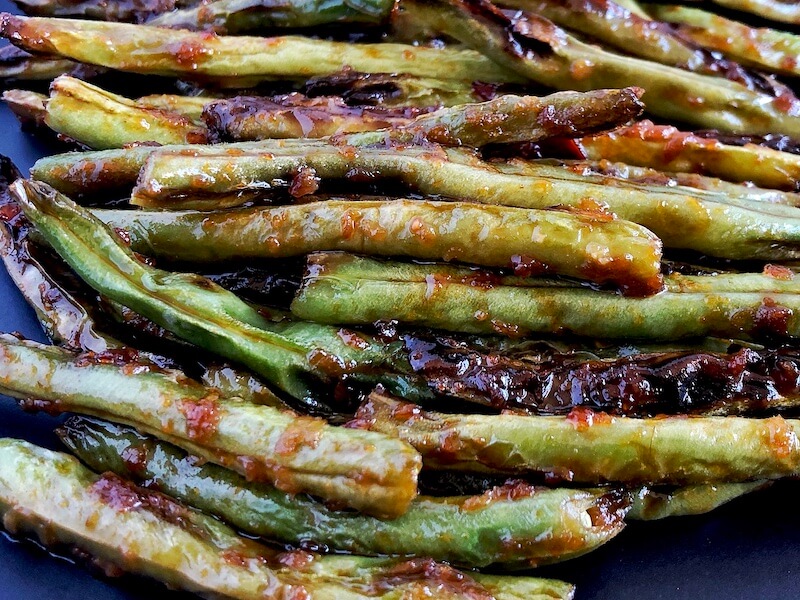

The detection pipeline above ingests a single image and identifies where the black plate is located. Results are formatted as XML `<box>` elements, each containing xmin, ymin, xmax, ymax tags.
<box><xmin>1</xmin><ymin>6</ymin><xmax>800</xmax><ymax>597</ymax></box>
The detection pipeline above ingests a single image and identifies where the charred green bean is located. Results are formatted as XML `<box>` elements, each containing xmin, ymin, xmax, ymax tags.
<box><xmin>395</xmin><ymin>0</ymin><xmax>800</xmax><ymax>136</ymax></box>
<box><xmin>628</xmin><ymin>482</ymin><xmax>770</xmax><ymax>520</ymax></box>
<box><xmin>131</xmin><ymin>141</ymin><xmax>800</xmax><ymax>260</ymax></box>
<box><xmin>357</xmin><ymin>391</ymin><xmax>800</xmax><ymax>484</ymax></box>
<box><xmin>135</xmin><ymin>93</ymin><xmax>210</xmax><ymax>122</ymax></box>
<box><xmin>554</xmin><ymin>159</ymin><xmax>800</xmax><ymax>206</ymax></box>
<box><xmin>12</xmin><ymin>0</ymin><xmax>189</xmax><ymax>21</ymax></box>
<box><xmin>496</xmin><ymin>0</ymin><xmax>709</xmax><ymax>74</ymax></box>
<box><xmin>0</xmin><ymin>44</ymin><xmax>76</xmax><ymax>82</ymax></box>
<box><xmin>579</xmin><ymin>120</ymin><xmax>800</xmax><ymax>192</ymax></box>
<box><xmin>0</xmin><ymin>14</ymin><xmax>523</xmax><ymax>86</ymax></box>
<box><xmin>2</xmin><ymin>88</ymin><xmax>46</xmax><ymax>125</ymax></box>
<box><xmin>45</xmin><ymin>76</ymin><xmax>209</xmax><ymax>148</ymax></box>
<box><xmin>148</xmin><ymin>0</ymin><xmax>395</xmax><ymax>33</ymax></box>
<box><xmin>206</xmin><ymin>88</ymin><xmax>644</xmax><ymax>145</ymax></box>
<box><xmin>0</xmin><ymin>333</ymin><xmax>421</xmax><ymax>518</ymax></box>
<box><xmin>12</xmin><ymin>178</ymin><xmax>433</xmax><ymax>405</ymax></box>
<box><xmin>96</xmin><ymin>199</ymin><xmax>664</xmax><ymax>296</ymax></box>
<box><xmin>61</xmin><ymin>416</ymin><xmax>628</xmax><ymax>569</ymax></box>
<box><xmin>650</xmin><ymin>5</ymin><xmax>800</xmax><ymax>78</ymax></box>
<box><xmin>291</xmin><ymin>253</ymin><xmax>800</xmax><ymax>341</ymax></box>
<box><xmin>0</xmin><ymin>439</ymin><xmax>571</xmax><ymax>599</ymax></box>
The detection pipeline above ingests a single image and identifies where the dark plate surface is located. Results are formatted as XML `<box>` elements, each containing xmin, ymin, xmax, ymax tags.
<box><xmin>1</xmin><ymin>5</ymin><xmax>800</xmax><ymax>597</ymax></box>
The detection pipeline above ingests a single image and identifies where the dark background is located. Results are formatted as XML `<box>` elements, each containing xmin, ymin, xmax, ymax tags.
<box><xmin>0</xmin><ymin>2</ymin><xmax>799</xmax><ymax>596</ymax></box>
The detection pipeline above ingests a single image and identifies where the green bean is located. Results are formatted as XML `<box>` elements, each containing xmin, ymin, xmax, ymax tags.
<box><xmin>2</xmin><ymin>89</ymin><xmax>46</xmax><ymax>126</ymax></box>
<box><xmin>0</xmin><ymin>439</ymin><xmax>573</xmax><ymax>599</ymax></box>
<box><xmin>0</xmin><ymin>220</ymin><xmax>285</xmax><ymax>407</ymax></box>
<box><xmin>61</xmin><ymin>416</ymin><xmax>629</xmax><ymax>569</ymax></box>
<box><xmin>95</xmin><ymin>198</ymin><xmax>664</xmax><ymax>296</ymax></box>
<box><xmin>132</xmin><ymin>141</ymin><xmax>800</xmax><ymax>260</ymax></box>
<box><xmin>18</xmin><ymin>186</ymin><xmax>766</xmax><ymax>419</ymax></box>
<box><xmin>30</xmin><ymin>79</ymin><xmax>482</xmax><ymax>169</ymax></box>
<box><xmin>11</xmin><ymin>0</ymin><xmax>193</xmax><ymax>21</ymax></box>
<box><xmin>135</xmin><ymin>93</ymin><xmax>210</xmax><ymax>122</ymax></box>
<box><xmin>628</xmin><ymin>481</ymin><xmax>770</xmax><ymax>520</ymax></box>
<box><xmin>31</xmin><ymin>87</ymin><xmax>645</xmax><ymax>196</ymax></box>
<box><xmin>580</xmin><ymin>120</ymin><xmax>800</xmax><ymax>192</ymax></box>
<box><xmin>650</xmin><ymin>5</ymin><xmax>800</xmax><ymax>78</ymax></box>
<box><xmin>93</xmin><ymin>276</ymin><xmax>296</xmax><ymax>401</ymax></box>
<box><xmin>0</xmin><ymin>14</ymin><xmax>523</xmax><ymax>86</ymax></box>
<box><xmin>12</xmin><ymin>178</ymin><xmax>434</xmax><ymax>404</ymax></box>
<box><xmin>0</xmin><ymin>156</ymin><xmax>115</xmax><ymax>351</ymax></box>
<box><xmin>708</xmin><ymin>0</ymin><xmax>800</xmax><ymax>25</ymax></box>
<box><xmin>204</xmin><ymin>93</ymin><xmax>425</xmax><ymax>140</ymax></box>
<box><xmin>148</xmin><ymin>0</ymin><xmax>395</xmax><ymax>33</ymax></box>
<box><xmin>93</xmin><ymin>293</ymin><xmax>289</xmax><ymax>408</ymax></box>
<box><xmin>345</xmin><ymin>88</ymin><xmax>645</xmax><ymax>146</ymax></box>
<box><xmin>102</xmin><ymin>296</ymin><xmax>288</xmax><ymax>407</ymax></box>
<box><xmin>197</xmin><ymin>363</ymin><xmax>288</xmax><ymax>407</ymax></box>
<box><xmin>28</xmin><ymin>174</ymin><xmax>783</xmax><ymax>420</ymax></box>
<box><xmin>31</xmin><ymin>145</ymin><xmax>187</xmax><ymax>199</ymax></box>
<box><xmin>45</xmin><ymin>84</ymin><xmax>642</xmax><ymax>149</ymax></box>
<box><xmin>1</xmin><ymin>171</ymin><xmax>290</xmax><ymax>407</ymax></box>
<box><xmin>552</xmin><ymin>159</ymin><xmax>800</xmax><ymax>206</ymax></box>
<box><xmin>18</xmin><ymin>170</ymin><xmax>800</xmax><ymax>415</ymax></box>
<box><xmin>0</xmin><ymin>223</ymin><xmax>114</xmax><ymax>352</ymax></box>
<box><xmin>504</xmin><ymin>156</ymin><xmax>800</xmax><ymax>206</ymax></box>
<box><xmin>301</xmin><ymin>72</ymin><xmax>487</xmax><ymax>108</ymax></box>
<box><xmin>30</xmin><ymin>135</ymin><xmax>800</xmax><ymax>228</ymax></box>
<box><xmin>395</xmin><ymin>0</ymin><xmax>800</xmax><ymax>136</ymax></box>
<box><xmin>2</xmin><ymin>170</ymin><xmax>188</xmax><ymax>365</ymax></box>
<box><xmin>44</xmin><ymin>85</ymin><xmax>641</xmax><ymax>149</ymax></box>
<box><xmin>357</xmin><ymin>390</ymin><xmax>800</xmax><ymax>484</ymax></box>
<box><xmin>495</xmin><ymin>0</ymin><xmax>708</xmax><ymax>73</ymax></box>
<box><xmin>206</xmin><ymin>87</ymin><xmax>644</xmax><ymax>145</ymax></box>
<box><xmin>603</xmin><ymin>0</ymin><xmax>649</xmax><ymax>17</ymax></box>
<box><xmin>45</xmin><ymin>75</ymin><xmax>209</xmax><ymax>149</ymax></box>
<box><xmin>291</xmin><ymin>253</ymin><xmax>800</xmax><ymax>341</ymax></box>
<box><xmin>0</xmin><ymin>333</ymin><xmax>421</xmax><ymax>518</ymax></box>
<box><xmin>0</xmin><ymin>45</ymin><xmax>76</xmax><ymax>82</ymax></box>
<box><xmin>497</xmin><ymin>0</ymin><xmax>790</xmax><ymax>96</ymax></box>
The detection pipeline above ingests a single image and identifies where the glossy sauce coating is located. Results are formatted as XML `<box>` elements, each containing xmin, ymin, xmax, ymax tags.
<box><xmin>403</xmin><ymin>334</ymin><xmax>800</xmax><ymax>416</ymax></box>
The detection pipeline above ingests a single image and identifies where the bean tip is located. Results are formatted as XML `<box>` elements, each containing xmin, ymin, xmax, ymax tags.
<box><xmin>0</xmin><ymin>12</ymin><xmax>22</xmax><ymax>37</ymax></box>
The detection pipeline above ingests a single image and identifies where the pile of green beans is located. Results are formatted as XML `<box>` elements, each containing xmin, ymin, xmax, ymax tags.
<box><xmin>3</xmin><ymin>0</ymin><xmax>800</xmax><ymax>597</ymax></box>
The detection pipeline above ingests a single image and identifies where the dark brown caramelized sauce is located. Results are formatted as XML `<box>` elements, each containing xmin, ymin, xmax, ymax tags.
<box><xmin>458</xmin><ymin>0</ymin><xmax>559</xmax><ymax>59</ymax></box>
<box><xmin>73</xmin><ymin>347</ymin><xmax>144</xmax><ymax>368</ymax></box>
<box><xmin>402</xmin><ymin>334</ymin><xmax>800</xmax><ymax>416</ymax></box>
<box><xmin>753</xmin><ymin>298</ymin><xmax>793</xmax><ymax>340</ymax></box>
<box><xmin>289</xmin><ymin>165</ymin><xmax>321</xmax><ymax>198</ymax></box>
<box><xmin>586</xmin><ymin>488</ymin><xmax>631</xmax><ymax>530</ymax></box>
